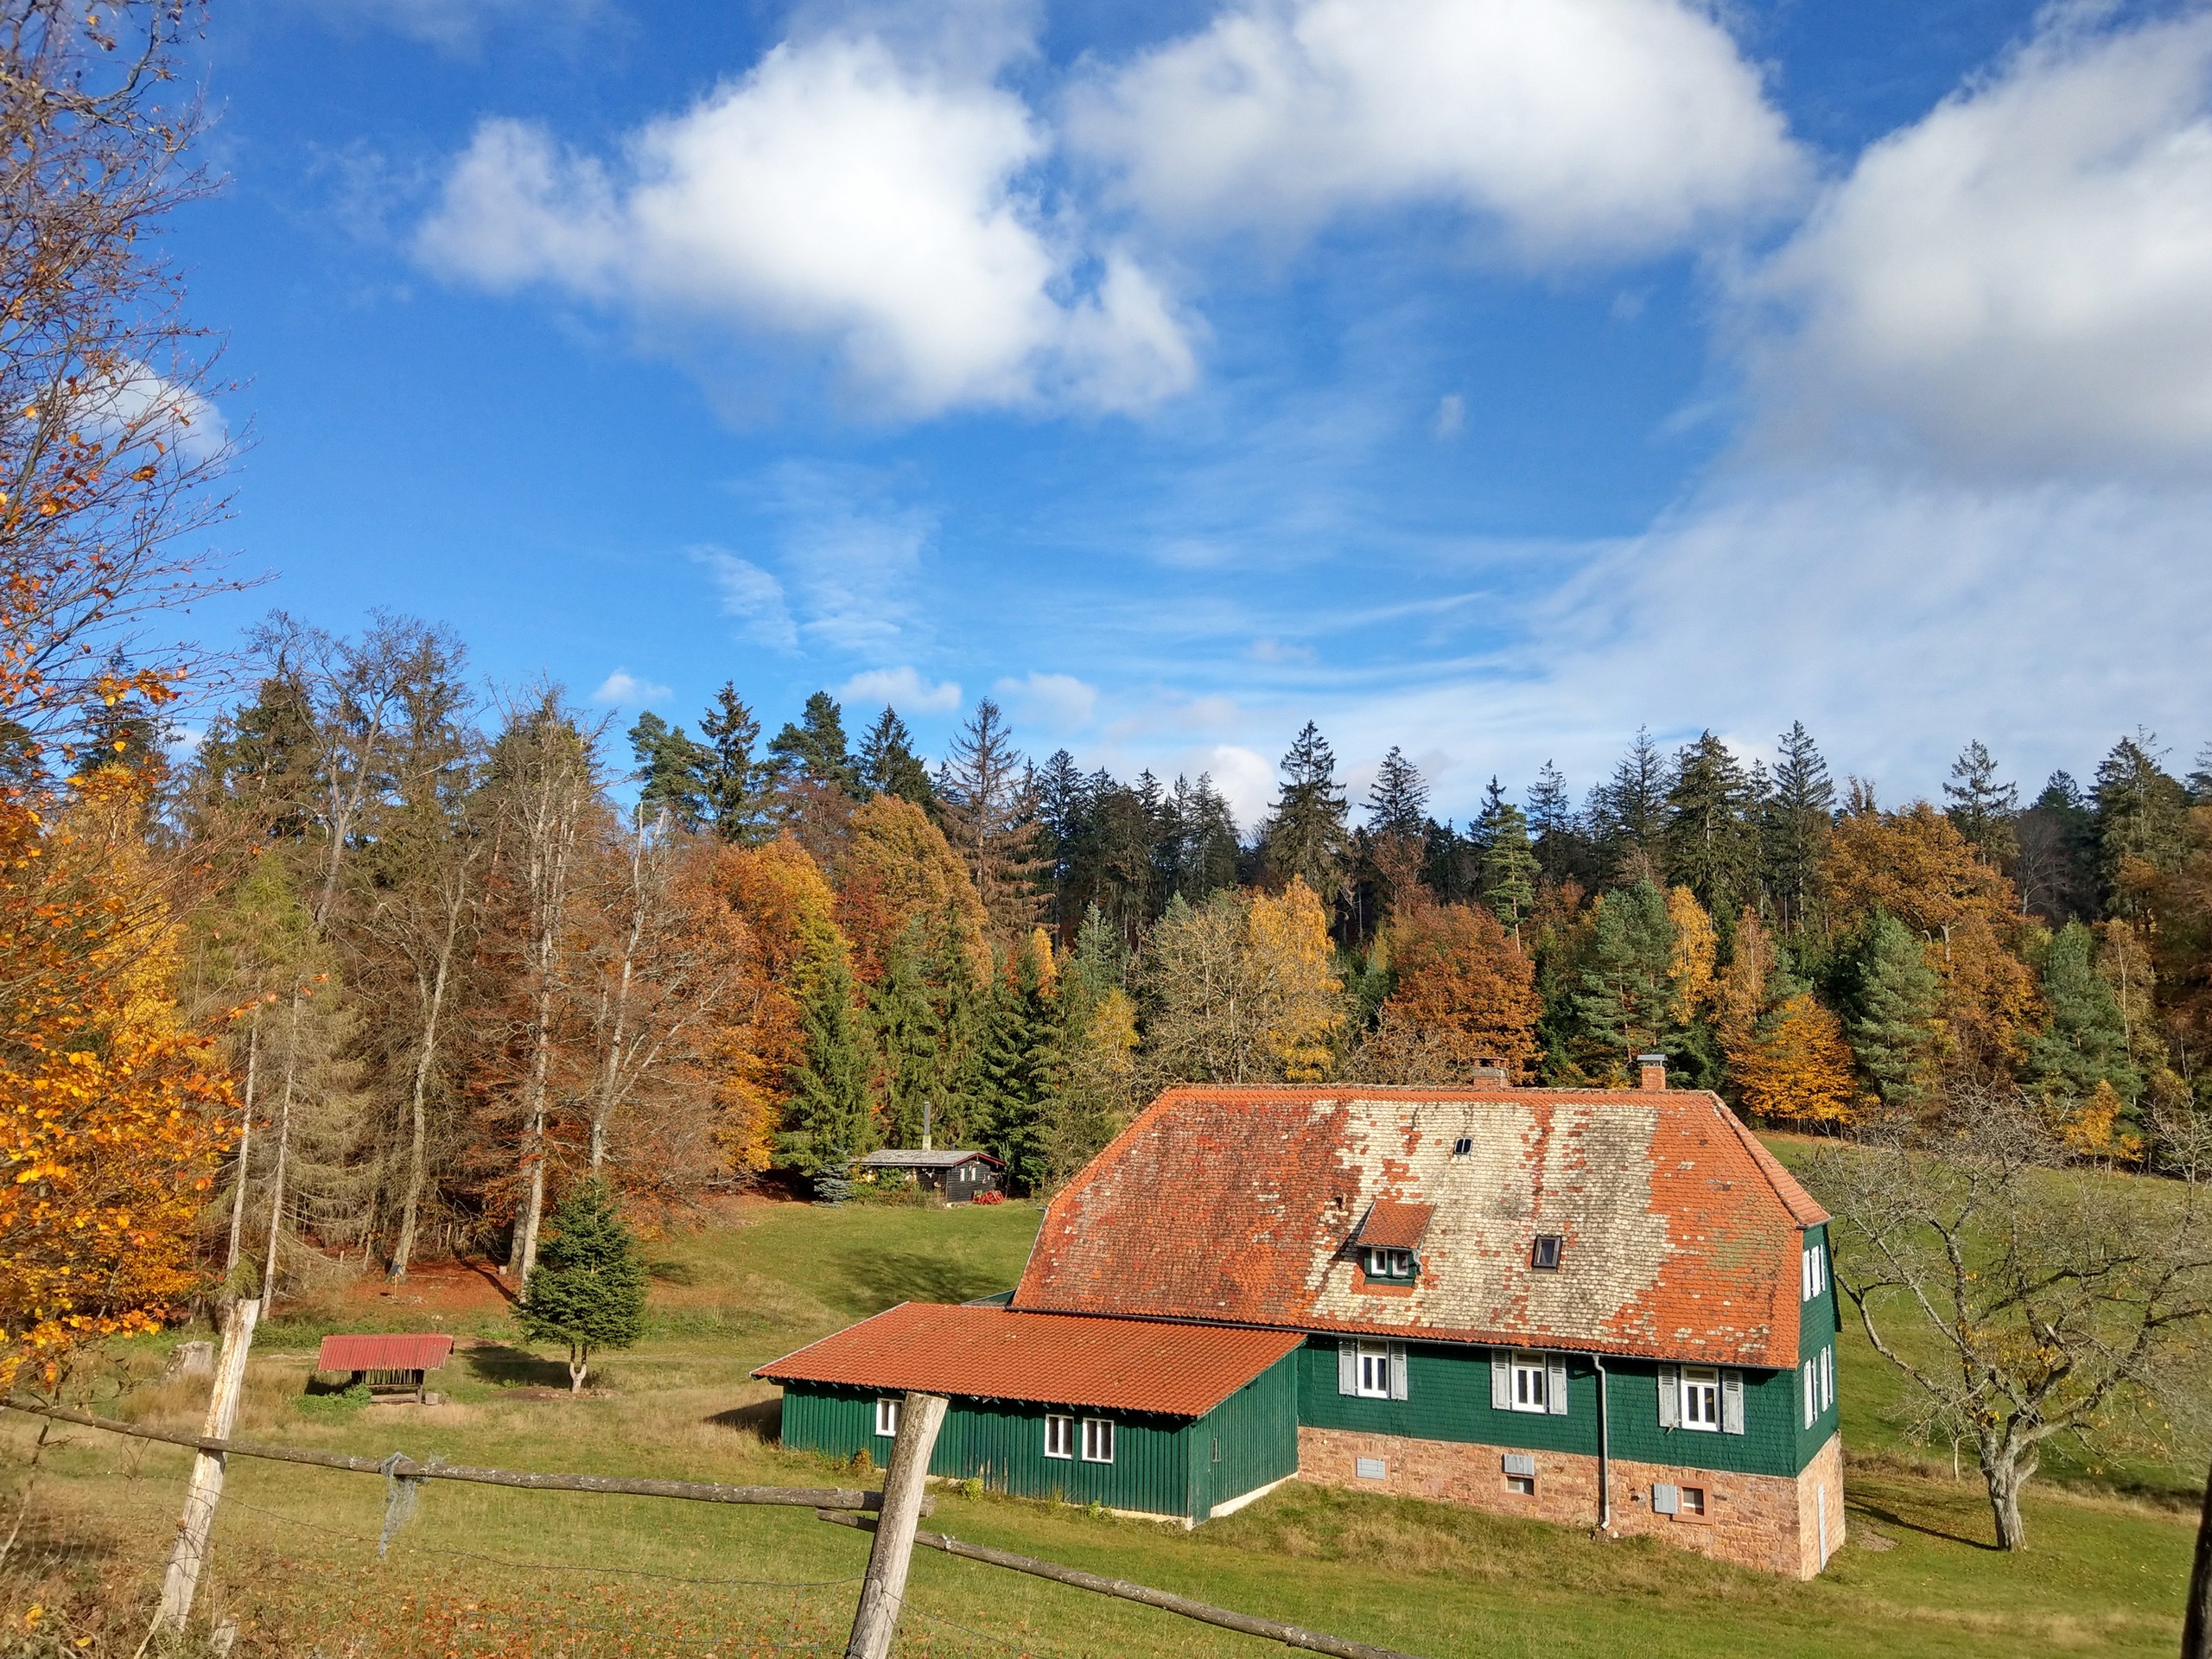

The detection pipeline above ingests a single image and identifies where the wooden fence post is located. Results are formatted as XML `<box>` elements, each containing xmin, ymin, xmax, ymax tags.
<box><xmin>151</xmin><ymin>1298</ymin><xmax>259</xmax><ymax>1637</ymax></box>
<box><xmin>843</xmin><ymin>1390</ymin><xmax>947</xmax><ymax>1659</ymax></box>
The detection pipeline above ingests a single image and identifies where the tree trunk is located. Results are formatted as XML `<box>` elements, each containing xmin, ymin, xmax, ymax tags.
<box><xmin>222</xmin><ymin>1015</ymin><xmax>259</xmax><ymax>1282</ymax></box>
<box><xmin>261</xmin><ymin>991</ymin><xmax>302</xmax><ymax>1303</ymax></box>
<box><xmin>391</xmin><ymin>890</ymin><xmax>461</xmax><ymax>1282</ymax></box>
<box><xmin>2184</xmin><ymin>1452</ymin><xmax>2212</xmax><ymax>1659</ymax></box>
<box><xmin>1986</xmin><ymin>1452</ymin><xmax>2028</xmax><ymax>1550</ymax></box>
<box><xmin>507</xmin><ymin>982</ymin><xmax>553</xmax><ymax>1281</ymax></box>
<box><xmin>569</xmin><ymin>1345</ymin><xmax>588</xmax><ymax>1395</ymax></box>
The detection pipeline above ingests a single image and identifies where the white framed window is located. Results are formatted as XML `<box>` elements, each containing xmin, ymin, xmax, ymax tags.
<box><xmin>1802</xmin><ymin>1242</ymin><xmax>1827</xmax><ymax>1301</ymax></box>
<box><xmin>874</xmin><ymin>1397</ymin><xmax>901</xmax><ymax>1438</ymax></box>
<box><xmin>1505</xmin><ymin>1474</ymin><xmax>1535</xmax><ymax>1496</ymax></box>
<box><xmin>1356</xmin><ymin>1341</ymin><xmax>1393</xmax><ymax>1398</ymax></box>
<box><xmin>1510</xmin><ymin>1351</ymin><xmax>1549</xmax><ymax>1414</ymax></box>
<box><xmin>1802</xmin><ymin>1360</ymin><xmax>1816</xmax><ymax>1429</ymax></box>
<box><xmin>1044</xmin><ymin>1414</ymin><xmax>1074</xmax><ymax>1459</ymax></box>
<box><xmin>1681</xmin><ymin>1367</ymin><xmax>1720</xmax><ymax>1431</ymax></box>
<box><xmin>1360</xmin><ymin>1247</ymin><xmax>1416</xmax><ymax>1281</ymax></box>
<box><xmin>1680</xmin><ymin>1484</ymin><xmax>1707</xmax><ymax>1516</ymax></box>
<box><xmin>1080</xmin><ymin>1417</ymin><xmax>1115</xmax><ymax>1464</ymax></box>
<box><xmin>1821</xmin><ymin>1345</ymin><xmax>1835</xmax><ymax>1413</ymax></box>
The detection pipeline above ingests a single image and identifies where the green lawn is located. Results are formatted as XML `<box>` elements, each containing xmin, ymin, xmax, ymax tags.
<box><xmin>3</xmin><ymin>1180</ymin><xmax>2202</xmax><ymax>1658</ymax></box>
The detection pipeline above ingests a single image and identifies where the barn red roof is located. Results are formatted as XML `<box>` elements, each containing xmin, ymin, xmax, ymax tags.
<box><xmin>754</xmin><ymin>1304</ymin><xmax>1301</xmax><ymax>1417</ymax></box>
<box><xmin>316</xmin><ymin>1333</ymin><xmax>454</xmax><ymax>1373</ymax></box>
<box><xmin>1012</xmin><ymin>1086</ymin><xmax>1829</xmax><ymax>1371</ymax></box>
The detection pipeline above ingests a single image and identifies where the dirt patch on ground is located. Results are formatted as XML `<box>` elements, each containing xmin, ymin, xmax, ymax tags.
<box><xmin>340</xmin><ymin>1257</ymin><xmax>517</xmax><ymax>1319</ymax></box>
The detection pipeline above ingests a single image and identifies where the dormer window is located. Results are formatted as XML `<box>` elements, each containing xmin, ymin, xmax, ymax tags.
<box><xmin>1531</xmin><ymin>1234</ymin><xmax>1563</xmax><ymax>1271</ymax></box>
<box><xmin>1360</xmin><ymin>1247</ymin><xmax>1418</xmax><ymax>1281</ymax></box>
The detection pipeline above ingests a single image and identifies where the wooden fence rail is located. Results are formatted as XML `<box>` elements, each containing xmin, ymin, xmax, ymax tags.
<box><xmin>0</xmin><ymin>1399</ymin><xmax>912</xmax><ymax>1513</ymax></box>
<box><xmin>817</xmin><ymin>1508</ymin><xmax>1425</xmax><ymax>1659</ymax></box>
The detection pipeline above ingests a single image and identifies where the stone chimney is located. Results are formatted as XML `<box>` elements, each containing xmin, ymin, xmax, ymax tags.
<box><xmin>1637</xmin><ymin>1053</ymin><xmax>1668</xmax><ymax>1092</ymax></box>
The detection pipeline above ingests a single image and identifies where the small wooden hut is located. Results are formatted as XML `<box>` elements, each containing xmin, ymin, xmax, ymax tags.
<box><xmin>315</xmin><ymin>1333</ymin><xmax>455</xmax><ymax>1403</ymax></box>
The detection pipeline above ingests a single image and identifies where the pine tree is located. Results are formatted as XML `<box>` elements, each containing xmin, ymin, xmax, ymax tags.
<box><xmin>869</xmin><ymin>920</ymin><xmax>944</xmax><ymax>1149</ymax></box>
<box><xmin>2026</xmin><ymin>922</ymin><xmax>2141</xmax><ymax>1105</ymax></box>
<box><xmin>627</xmin><ymin>711</ymin><xmax>710</xmax><ymax>829</ymax></box>
<box><xmin>1527</xmin><ymin>760</ymin><xmax>1586</xmax><ymax>886</ymax></box>
<box><xmin>1262</xmin><ymin>721</ymin><xmax>1349</xmax><ymax>902</ymax></box>
<box><xmin>769</xmin><ymin>690</ymin><xmax>861</xmax><ymax>797</ymax></box>
<box><xmin>1569</xmin><ymin>880</ymin><xmax>1678</xmax><ymax>1080</ymax></box>
<box><xmin>938</xmin><ymin>697</ymin><xmax>1045</xmax><ymax>939</ymax></box>
<box><xmin>2014</xmin><ymin>771</ymin><xmax>2097</xmax><ymax>922</ymax></box>
<box><xmin>1163</xmin><ymin>773</ymin><xmax>1240</xmax><ymax>904</ymax></box>
<box><xmin>1365</xmin><ymin>747</ymin><xmax>1430</xmax><ymax>841</ymax></box>
<box><xmin>1943</xmin><ymin>740</ymin><xmax>2019</xmax><ymax>863</ymax></box>
<box><xmin>1473</xmin><ymin>779</ymin><xmax>1538</xmax><ymax>938</ymax></box>
<box><xmin>1044</xmin><ymin>906</ymin><xmax>1138</xmax><ymax>1183</ymax></box>
<box><xmin>1847</xmin><ymin>912</ymin><xmax>1942</xmax><ymax>1114</ymax></box>
<box><xmin>2093</xmin><ymin>733</ymin><xmax>2192</xmax><ymax>912</ymax></box>
<box><xmin>1592</xmin><ymin>728</ymin><xmax>1668</xmax><ymax>880</ymax></box>
<box><xmin>1764</xmin><ymin>721</ymin><xmax>1834</xmax><ymax>933</ymax></box>
<box><xmin>516</xmin><ymin>1179</ymin><xmax>648</xmax><ymax>1392</ymax></box>
<box><xmin>856</xmin><ymin>706</ymin><xmax>934</xmax><ymax>806</ymax></box>
<box><xmin>975</xmin><ymin>931</ymin><xmax>1059</xmax><ymax>1191</ymax></box>
<box><xmin>697</xmin><ymin>683</ymin><xmax>772</xmax><ymax>844</ymax></box>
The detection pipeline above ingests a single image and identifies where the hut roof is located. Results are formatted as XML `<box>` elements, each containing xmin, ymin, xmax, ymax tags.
<box><xmin>754</xmin><ymin>1304</ymin><xmax>1300</xmax><ymax>1418</ymax></box>
<box><xmin>316</xmin><ymin>1333</ymin><xmax>454</xmax><ymax>1373</ymax></box>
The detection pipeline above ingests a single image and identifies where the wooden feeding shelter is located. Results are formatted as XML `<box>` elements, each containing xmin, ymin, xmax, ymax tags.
<box><xmin>855</xmin><ymin>1148</ymin><xmax>1005</xmax><ymax>1204</ymax></box>
<box><xmin>315</xmin><ymin>1333</ymin><xmax>454</xmax><ymax>1403</ymax></box>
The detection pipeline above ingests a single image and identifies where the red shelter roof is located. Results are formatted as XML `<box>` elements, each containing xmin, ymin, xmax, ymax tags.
<box><xmin>755</xmin><ymin>1304</ymin><xmax>1301</xmax><ymax>1418</ymax></box>
<box><xmin>316</xmin><ymin>1333</ymin><xmax>454</xmax><ymax>1373</ymax></box>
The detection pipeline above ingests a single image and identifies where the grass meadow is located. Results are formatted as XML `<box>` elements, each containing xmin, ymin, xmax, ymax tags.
<box><xmin>1</xmin><ymin>1151</ymin><xmax>2202</xmax><ymax>1657</ymax></box>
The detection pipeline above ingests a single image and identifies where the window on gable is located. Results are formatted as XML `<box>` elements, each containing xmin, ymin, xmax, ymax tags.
<box><xmin>1360</xmin><ymin>1247</ymin><xmax>1416</xmax><ymax>1282</ymax></box>
<box><xmin>1081</xmin><ymin>1417</ymin><xmax>1115</xmax><ymax>1464</ymax></box>
<box><xmin>1509</xmin><ymin>1351</ymin><xmax>1550</xmax><ymax>1413</ymax></box>
<box><xmin>1045</xmin><ymin>1414</ymin><xmax>1074</xmax><ymax>1459</ymax></box>
<box><xmin>1356</xmin><ymin>1342</ymin><xmax>1393</xmax><ymax>1399</ymax></box>
<box><xmin>875</xmin><ymin>1397</ymin><xmax>901</xmax><ymax>1438</ymax></box>
<box><xmin>1530</xmin><ymin>1234</ymin><xmax>1563</xmax><ymax>1271</ymax></box>
<box><xmin>1681</xmin><ymin>1367</ymin><xmax>1720</xmax><ymax>1431</ymax></box>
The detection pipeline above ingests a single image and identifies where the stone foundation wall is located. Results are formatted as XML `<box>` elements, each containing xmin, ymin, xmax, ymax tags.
<box><xmin>1296</xmin><ymin>1426</ymin><xmax>1844</xmax><ymax>1579</ymax></box>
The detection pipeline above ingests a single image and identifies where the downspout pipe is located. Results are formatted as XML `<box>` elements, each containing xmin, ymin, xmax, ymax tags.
<box><xmin>1595</xmin><ymin>1353</ymin><xmax>1612</xmax><ymax>1532</ymax></box>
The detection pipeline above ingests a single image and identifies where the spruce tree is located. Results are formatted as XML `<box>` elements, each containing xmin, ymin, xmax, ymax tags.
<box><xmin>857</xmin><ymin>706</ymin><xmax>933</xmax><ymax>806</ymax></box>
<box><xmin>1764</xmin><ymin>721</ymin><xmax>1834</xmax><ymax>934</ymax></box>
<box><xmin>1473</xmin><ymin>779</ymin><xmax>1538</xmax><ymax>938</ymax></box>
<box><xmin>1943</xmin><ymin>740</ymin><xmax>2019</xmax><ymax>863</ymax></box>
<box><xmin>783</xmin><ymin>937</ymin><xmax>877</xmax><ymax>1185</ymax></box>
<box><xmin>1262</xmin><ymin>721</ymin><xmax>1349</xmax><ymax>900</ymax></box>
<box><xmin>1665</xmin><ymin>732</ymin><xmax>1758</xmax><ymax>918</ymax></box>
<box><xmin>1164</xmin><ymin>772</ymin><xmax>1241</xmax><ymax>904</ymax></box>
<box><xmin>1364</xmin><ymin>747</ymin><xmax>1430</xmax><ymax>841</ymax></box>
<box><xmin>2093</xmin><ymin>734</ymin><xmax>2191</xmax><ymax>912</ymax></box>
<box><xmin>870</xmin><ymin>919</ymin><xmax>944</xmax><ymax>1148</ymax></box>
<box><xmin>1847</xmin><ymin>912</ymin><xmax>1941</xmax><ymax>1114</ymax></box>
<box><xmin>2026</xmin><ymin>922</ymin><xmax>2141</xmax><ymax>1105</ymax></box>
<box><xmin>975</xmin><ymin>932</ymin><xmax>1059</xmax><ymax>1191</ymax></box>
<box><xmin>1527</xmin><ymin>760</ymin><xmax>1586</xmax><ymax>886</ymax></box>
<box><xmin>516</xmin><ymin>1179</ymin><xmax>649</xmax><ymax>1393</ymax></box>
<box><xmin>697</xmin><ymin>683</ymin><xmax>772</xmax><ymax>843</ymax></box>
<box><xmin>1570</xmin><ymin>880</ymin><xmax>1678</xmax><ymax>1080</ymax></box>
<box><xmin>1592</xmin><ymin>727</ymin><xmax>1668</xmax><ymax>880</ymax></box>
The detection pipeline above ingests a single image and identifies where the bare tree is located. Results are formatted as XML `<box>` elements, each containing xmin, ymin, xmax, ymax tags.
<box><xmin>1808</xmin><ymin>1087</ymin><xmax>2212</xmax><ymax>1549</ymax></box>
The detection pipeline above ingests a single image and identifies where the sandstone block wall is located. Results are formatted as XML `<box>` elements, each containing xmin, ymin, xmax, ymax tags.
<box><xmin>1296</xmin><ymin>1426</ymin><xmax>1843</xmax><ymax>1579</ymax></box>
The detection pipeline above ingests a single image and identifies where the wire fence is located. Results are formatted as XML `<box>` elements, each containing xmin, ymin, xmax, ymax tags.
<box><xmin>0</xmin><ymin>1457</ymin><xmax>1075</xmax><ymax>1658</ymax></box>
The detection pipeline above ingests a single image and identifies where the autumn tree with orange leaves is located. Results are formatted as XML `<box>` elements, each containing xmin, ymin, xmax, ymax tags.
<box><xmin>1357</xmin><ymin>899</ymin><xmax>1541</xmax><ymax>1082</ymax></box>
<box><xmin>0</xmin><ymin>1</ymin><xmax>243</xmax><ymax>1387</ymax></box>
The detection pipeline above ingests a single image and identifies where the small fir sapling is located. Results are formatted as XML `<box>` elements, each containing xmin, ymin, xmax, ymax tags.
<box><xmin>516</xmin><ymin>1179</ymin><xmax>649</xmax><ymax>1392</ymax></box>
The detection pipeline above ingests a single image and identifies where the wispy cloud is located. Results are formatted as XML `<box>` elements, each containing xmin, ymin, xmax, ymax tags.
<box><xmin>690</xmin><ymin>543</ymin><xmax>799</xmax><ymax>649</ymax></box>
<box><xmin>994</xmin><ymin>671</ymin><xmax>1098</xmax><ymax>734</ymax></box>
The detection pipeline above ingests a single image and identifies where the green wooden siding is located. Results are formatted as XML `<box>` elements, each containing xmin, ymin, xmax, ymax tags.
<box><xmin>777</xmin><ymin>1356</ymin><xmax>1300</xmax><ymax>1525</ymax></box>
<box><xmin>1295</xmin><ymin>1337</ymin><xmax>1811</xmax><ymax>1478</ymax></box>
<box><xmin>1795</xmin><ymin>1221</ymin><xmax>1843</xmax><ymax>1468</ymax></box>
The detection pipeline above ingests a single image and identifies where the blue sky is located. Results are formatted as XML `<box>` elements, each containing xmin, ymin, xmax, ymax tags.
<box><xmin>173</xmin><ymin>0</ymin><xmax>2212</xmax><ymax>826</ymax></box>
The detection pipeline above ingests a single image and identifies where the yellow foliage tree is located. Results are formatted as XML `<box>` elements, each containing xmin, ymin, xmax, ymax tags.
<box><xmin>1245</xmin><ymin>878</ymin><xmax>1344</xmax><ymax>1081</ymax></box>
<box><xmin>1665</xmin><ymin>886</ymin><xmax>1716</xmax><ymax>1022</ymax></box>
<box><xmin>1727</xmin><ymin>993</ymin><xmax>1859</xmax><ymax>1124</ymax></box>
<box><xmin>836</xmin><ymin>794</ymin><xmax>990</xmax><ymax>989</ymax></box>
<box><xmin>1825</xmin><ymin>800</ymin><xmax>2018</xmax><ymax>938</ymax></box>
<box><xmin>0</xmin><ymin>769</ymin><xmax>233</xmax><ymax>1389</ymax></box>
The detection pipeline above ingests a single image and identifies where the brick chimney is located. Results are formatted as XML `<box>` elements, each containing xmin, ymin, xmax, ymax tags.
<box><xmin>1637</xmin><ymin>1053</ymin><xmax>1668</xmax><ymax>1092</ymax></box>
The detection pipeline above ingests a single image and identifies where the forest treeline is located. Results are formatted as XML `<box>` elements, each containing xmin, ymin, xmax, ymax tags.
<box><xmin>108</xmin><ymin>619</ymin><xmax>2211</xmax><ymax>1313</ymax></box>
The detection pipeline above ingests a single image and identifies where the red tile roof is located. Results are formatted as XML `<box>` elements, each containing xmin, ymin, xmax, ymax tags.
<box><xmin>1013</xmin><ymin>1086</ymin><xmax>1828</xmax><ymax>1371</ymax></box>
<box><xmin>1355</xmin><ymin>1200</ymin><xmax>1433</xmax><ymax>1250</ymax></box>
<box><xmin>753</xmin><ymin>1304</ymin><xmax>1303</xmax><ymax>1417</ymax></box>
<box><xmin>316</xmin><ymin>1333</ymin><xmax>454</xmax><ymax>1373</ymax></box>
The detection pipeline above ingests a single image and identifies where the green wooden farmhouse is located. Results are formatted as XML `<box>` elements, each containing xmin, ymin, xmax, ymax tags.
<box><xmin>760</xmin><ymin>1068</ymin><xmax>1845</xmax><ymax>1577</ymax></box>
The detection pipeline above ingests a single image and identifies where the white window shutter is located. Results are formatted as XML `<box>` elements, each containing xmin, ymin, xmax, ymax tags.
<box><xmin>1389</xmin><ymin>1342</ymin><xmax>1409</xmax><ymax>1402</ymax></box>
<box><xmin>1721</xmin><ymin>1370</ymin><xmax>1745</xmax><ymax>1434</ymax></box>
<box><xmin>1338</xmin><ymin>1338</ymin><xmax>1357</xmax><ymax>1396</ymax></box>
<box><xmin>1546</xmin><ymin>1355</ymin><xmax>1568</xmax><ymax>1416</ymax></box>
<box><xmin>1652</xmin><ymin>1482</ymin><xmax>1680</xmax><ymax>1516</ymax></box>
<box><xmin>1491</xmin><ymin>1350</ymin><xmax>1511</xmax><ymax>1410</ymax></box>
<box><xmin>1657</xmin><ymin>1364</ymin><xmax>1681</xmax><ymax>1428</ymax></box>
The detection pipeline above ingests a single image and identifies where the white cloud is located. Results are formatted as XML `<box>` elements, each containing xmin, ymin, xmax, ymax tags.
<box><xmin>305</xmin><ymin>0</ymin><xmax>598</xmax><ymax>51</ymax></box>
<box><xmin>994</xmin><ymin>671</ymin><xmax>1098</xmax><ymax>734</ymax></box>
<box><xmin>842</xmin><ymin>665</ymin><xmax>963</xmax><ymax>714</ymax></box>
<box><xmin>1433</xmin><ymin>393</ymin><xmax>1465</xmax><ymax>438</ymax></box>
<box><xmin>690</xmin><ymin>544</ymin><xmax>799</xmax><ymax>649</ymax></box>
<box><xmin>1069</xmin><ymin>0</ymin><xmax>1805</xmax><ymax>261</ymax></box>
<box><xmin>590</xmin><ymin>668</ymin><xmax>673</xmax><ymax>707</ymax></box>
<box><xmin>416</xmin><ymin>32</ymin><xmax>1194</xmax><ymax>416</ymax></box>
<box><xmin>768</xmin><ymin>468</ymin><xmax>936</xmax><ymax>652</ymax></box>
<box><xmin>1744</xmin><ymin>10</ymin><xmax>2212</xmax><ymax>476</ymax></box>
